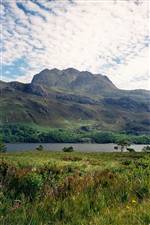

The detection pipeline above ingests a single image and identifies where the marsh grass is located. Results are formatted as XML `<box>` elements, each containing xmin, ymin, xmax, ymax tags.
<box><xmin>0</xmin><ymin>152</ymin><xmax>150</xmax><ymax>225</ymax></box>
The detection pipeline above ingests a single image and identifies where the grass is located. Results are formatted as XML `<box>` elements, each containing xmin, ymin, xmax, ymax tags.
<box><xmin>0</xmin><ymin>151</ymin><xmax>150</xmax><ymax>225</ymax></box>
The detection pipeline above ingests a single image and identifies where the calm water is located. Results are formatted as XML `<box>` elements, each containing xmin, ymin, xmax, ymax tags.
<box><xmin>6</xmin><ymin>143</ymin><xmax>147</xmax><ymax>152</ymax></box>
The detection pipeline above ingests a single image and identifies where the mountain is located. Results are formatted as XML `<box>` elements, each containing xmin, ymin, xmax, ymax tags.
<box><xmin>32</xmin><ymin>68</ymin><xmax>117</xmax><ymax>95</ymax></box>
<box><xmin>0</xmin><ymin>68</ymin><xmax>150</xmax><ymax>134</ymax></box>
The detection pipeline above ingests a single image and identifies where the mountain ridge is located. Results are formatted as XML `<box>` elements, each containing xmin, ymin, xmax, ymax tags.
<box><xmin>0</xmin><ymin>68</ymin><xmax>150</xmax><ymax>134</ymax></box>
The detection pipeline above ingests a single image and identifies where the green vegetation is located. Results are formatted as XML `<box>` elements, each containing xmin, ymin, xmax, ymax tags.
<box><xmin>116</xmin><ymin>138</ymin><xmax>130</xmax><ymax>152</ymax></box>
<box><xmin>142</xmin><ymin>145</ymin><xmax>150</xmax><ymax>153</ymax></box>
<box><xmin>62</xmin><ymin>146</ymin><xmax>74</xmax><ymax>152</ymax></box>
<box><xmin>1</xmin><ymin>69</ymin><xmax>150</xmax><ymax>134</ymax></box>
<box><xmin>1</xmin><ymin>124</ymin><xmax>150</xmax><ymax>144</ymax></box>
<box><xmin>0</xmin><ymin>135</ymin><xmax>7</xmax><ymax>153</ymax></box>
<box><xmin>36</xmin><ymin>144</ymin><xmax>44</xmax><ymax>151</ymax></box>
<box><xmin>0</xmin><ymin>142</ymin><xmax>7</xmax><ymax>153</ymax></box>
<box><xmin>126</xmin><ymin>147</ymin><xmax>136</xmax><ymax>153</ymax></box>
<box><xmin>0</xmin><ymin>151</ymin><xmax>150</xmax><ymax>225</ymax></box>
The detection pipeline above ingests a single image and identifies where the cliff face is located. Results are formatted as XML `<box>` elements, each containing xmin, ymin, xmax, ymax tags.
<box><xmin>31</xmin><ymin>68</ymin><xmax>117</xmax><ymax>96</ymax></box>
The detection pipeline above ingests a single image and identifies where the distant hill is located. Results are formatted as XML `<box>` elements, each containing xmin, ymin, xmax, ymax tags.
<box><xmin>0</xmin><ymin>68</ymin><xmax>150</xmax><ymax>134</ymax></box>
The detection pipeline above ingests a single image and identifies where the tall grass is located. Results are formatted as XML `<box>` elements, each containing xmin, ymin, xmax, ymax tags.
<box><xmin>0</xmin><ymin>152</ymin><xmax>150</xmax><ymax>225</ymax></box>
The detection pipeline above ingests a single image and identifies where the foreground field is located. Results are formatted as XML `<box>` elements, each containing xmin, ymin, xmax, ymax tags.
<box><xmin>0</xmin><ymin>151</ymin><xmax>150</xmax><ymax>225</ymax></box>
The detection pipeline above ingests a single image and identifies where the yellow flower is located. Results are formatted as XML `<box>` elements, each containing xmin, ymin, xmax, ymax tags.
<box><xmin>131</xmin><ymin>199</ymin><xmax>136</xmax><ymax>204</ymax></box>
<box><xmin>126</xmin><ymin>205</ymin><xmax>130</xmax><ymax>209</ymax></box>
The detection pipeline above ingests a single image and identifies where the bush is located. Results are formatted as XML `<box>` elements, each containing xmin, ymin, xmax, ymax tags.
<box><xmin>122</xmin><ymin>160</ymin><xmax>132</xmax><ymax>166</ymax></box>
<box><xmin>0</xmin><ymin>160</ymin><xmax>10</xmax><ymax>177</ymax></box>
<box><xmin>17</xmin><ymin>172</ymin><xmax>43</xmax><ymax>199</ymax></box>
<box><xmin>62</xmin><ymin>146</ymin><xmax>74</xmax><ymax>152</ymax></box>
<box><xmin>36</xmin><ymin>145</ymin><xmax>44</xmax><ymax>151</ymax></box>
<box><xmin>135</xmin><ymin>186</ymin><xmax>149</xmax><ymax>200</ymax></box>
<box><xmin>142</xmin><ymin>145</ymin><xmax>150</xmax><ymax>153</ymax></box>
<box><xmin>126</xmin><ymin>147</ymin><xmax>136</xmax><ymax>152</ymax></box>
<box><xmin>0</xmin><ymin>142</ymin><xmax>7</xmax><ymax>153</ymax></box>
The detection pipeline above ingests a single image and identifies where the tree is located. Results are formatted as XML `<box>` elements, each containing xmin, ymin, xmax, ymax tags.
<box><xmin>116</xmin><ymin>138</ymin><xmax>130</xmax><ymax>152</ymax></box>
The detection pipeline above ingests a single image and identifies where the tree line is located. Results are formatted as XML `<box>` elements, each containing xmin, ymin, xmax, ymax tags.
<box><xmin>1</xmin><ymin>124</ymin><xmax>150</xmax><ymax>144</ymax></box>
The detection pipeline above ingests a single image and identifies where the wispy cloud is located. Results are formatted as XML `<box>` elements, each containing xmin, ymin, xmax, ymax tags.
<box><xmin>1</xmin><ymin>0</ymin><xmax>149</xmax><ymax>90</ymax></box>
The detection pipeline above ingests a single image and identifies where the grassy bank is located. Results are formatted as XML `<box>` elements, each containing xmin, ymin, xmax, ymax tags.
<box><xmin>0</xmin><ymin>151</ymin><xmax>150</xmax><ymax>225</ymax></box>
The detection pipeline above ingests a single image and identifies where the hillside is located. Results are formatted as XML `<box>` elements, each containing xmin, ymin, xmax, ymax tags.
<box><xmin>0</xmin><ymin>68</ymin><xmax>150</xmax><ymax>134</ymax></box>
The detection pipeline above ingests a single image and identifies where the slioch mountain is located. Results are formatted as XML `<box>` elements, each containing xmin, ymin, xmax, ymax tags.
<box><xmin>0</xmin><ymin>68</ymin><xmax>150</xmax><ymax>134</ymax></box>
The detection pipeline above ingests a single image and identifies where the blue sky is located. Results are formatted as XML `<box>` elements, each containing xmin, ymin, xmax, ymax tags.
<box><xmin>1</xmin><ymin>0</ymin><xmax>149</xmax><ymax>89</ymax></box>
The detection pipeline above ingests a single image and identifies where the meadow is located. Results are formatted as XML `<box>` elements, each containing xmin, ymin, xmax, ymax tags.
<box><xmin>0</xmin><ymin>151</ymin><xmax>150</xmax><ymax>225</ymax></box>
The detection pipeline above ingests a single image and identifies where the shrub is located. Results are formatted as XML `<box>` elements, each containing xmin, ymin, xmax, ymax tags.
<box><xmin>17</xmin><ymin>172</ymin><xmax>43</xmax><ymax>199</ymax></box>
<box><xmin>0</xmin><ymin>142</ymin><xmax>7</xmax><ymax>153</ymax></box>
<box><xmin>126</xmin><ymin>147</ymin><xmax>136</xmax><ymax>152</ymax></box>
<box><xmin>0</xmin><ymin>160</ymin><xmax>10</xmax><ymax>177</ymax></box>
<box><xmin>62</xmin><ymin>146</ymin><xmax>74</xmax><ymax>152</ymax></box>
<box><xmin>135</xmin><ymin>186</ymin><xmax>149</xmax><ymax>200</ymax></box>
<box><xmin>36</xmin><ymin>144</ymin><xmax>44</xmax><ymax>151</ymax></box>
<box><xmin>122</xmin><ymin>160</ymin><xmax>132</xmax><ymax>166</ymax></box>
<box><xmin>142</xmin><ymin>145</ymin><xmax>150</xmax><ymax>153</ymax></box>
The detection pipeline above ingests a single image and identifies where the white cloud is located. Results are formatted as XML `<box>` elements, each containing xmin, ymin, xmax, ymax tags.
<box><xmin>1</xmin><ymin>0</ymin><xmax>149</xmax><ymax>90</ymax></box>
<box><xmin>107</xmin><ymin>47</ymin><xmax>150</xmax><ymax>89</ymax></box>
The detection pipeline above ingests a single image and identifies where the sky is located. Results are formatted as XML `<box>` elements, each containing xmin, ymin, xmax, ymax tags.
<box><xmin>1</xmin><ymin>0</ymin><xmax>150</xmax><ymax>90</ymax></box>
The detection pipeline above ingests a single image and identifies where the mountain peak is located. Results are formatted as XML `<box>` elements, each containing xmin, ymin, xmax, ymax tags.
<box><xmin>32</xmin><ymin>67</ymin><xmax>117</xmax><ymax>95</ymax></box>
<box><xmin>38</xmin><ymin>68</ymin><xmax>60</xmax><ymax>74</ymax></box>
<box><xmin>62</xmin><ymin>67</ymin><xmax>79</xmax><ymax>73</ymax></box>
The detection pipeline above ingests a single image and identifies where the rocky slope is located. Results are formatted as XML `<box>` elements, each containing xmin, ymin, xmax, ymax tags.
<box><xmin>0</xmin><ymin>68</ymin><xmax>150</xmax><ymax>134</ymax></box>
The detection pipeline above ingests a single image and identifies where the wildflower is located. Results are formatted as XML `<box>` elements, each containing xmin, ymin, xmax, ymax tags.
<box><xmin>126</xmin><ymin>205</ymin><xmax>130</xmax><ymax>209</ymax></box>
<box><xmin>131</xmin><ymin>199</ymin><xmax>136</xmax><ymax>204</ymax></box>
<box><xmin>32</xmin><ymin>167</ymin><xmax>37</xmax><ymax>172</ymax></box>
